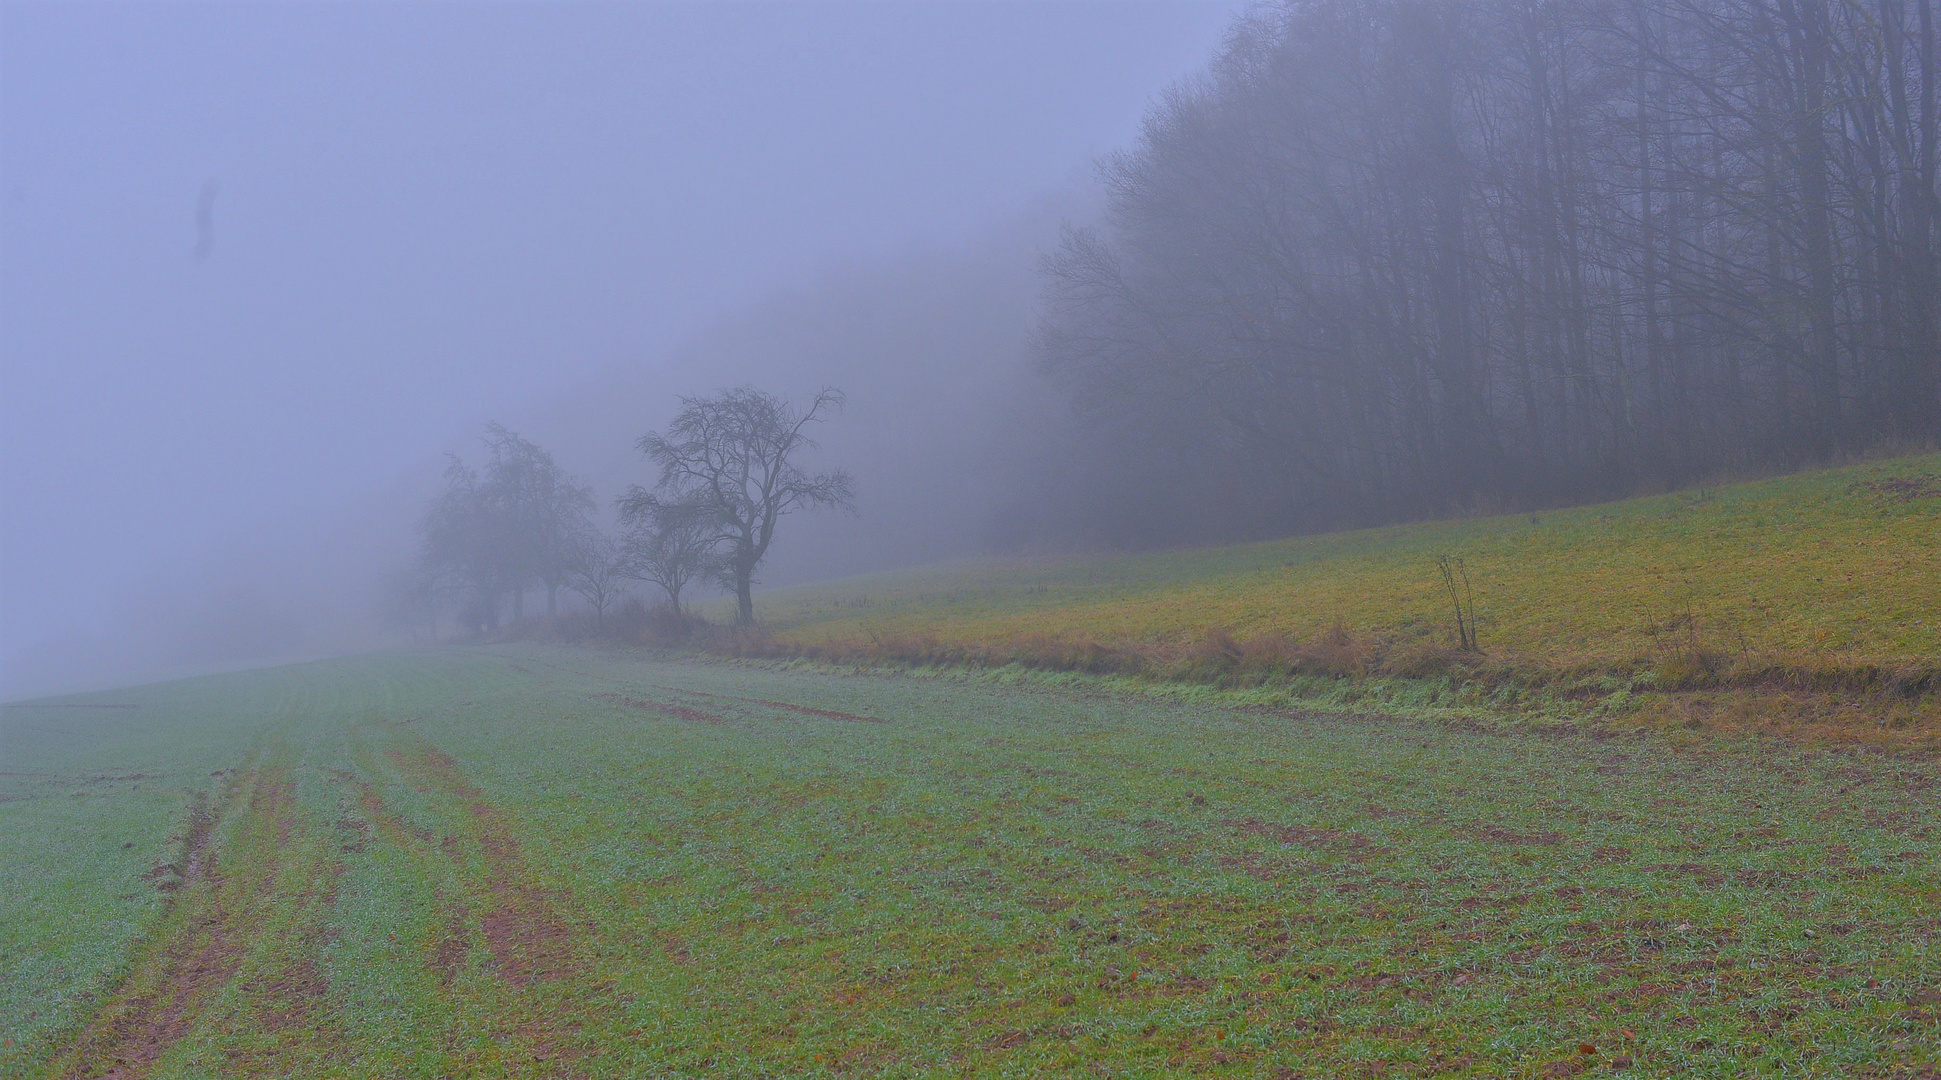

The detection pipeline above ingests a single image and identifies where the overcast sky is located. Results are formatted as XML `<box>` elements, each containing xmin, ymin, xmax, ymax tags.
<box><xmin>0</xmin><ymin>1</ymin><xmax>1241</xmax><ymax>697</ymax></box>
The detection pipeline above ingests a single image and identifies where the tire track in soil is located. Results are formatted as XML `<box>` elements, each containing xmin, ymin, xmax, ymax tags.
<box><xmin>428</xmin><ymin>893</ymin><xmax>473</xmax><ymax>987</ymax></box>
<box><xmin>58</xmin><ymin>767</ymin><xmax>316</xmax><ymax>1079</ymax></box>
<box><xmin>380</xmin><ymin>741</ymin><xmax>593</xmax><ymax>1072</ymax></box>
<box><xmin>655</xmin><ymin>685</ymin><xmax>886</xmax><ymax>724</ymax></box>
<box><xmin>223</xmin><ymin>862</ymin><xmax>351</xmax><ymax>1074</ymax></box>
<box><xmin>329</xmin><ymin>768</ymin><xmax>477</xmax><ymax>989</ymax></box>
<box><xmin>519</xmin><ymin>655</ymin><xmax>884</xmax><ymax>723</ymax></box>
<box><xmin>384</xmin><ymin>745</ymin><xmax>581</xmax><ymax>988</ymax></box>
<box><xmin>592</xmin><ymin>691</ymin><xmax>730</xmax><ymax>725</ymax></box>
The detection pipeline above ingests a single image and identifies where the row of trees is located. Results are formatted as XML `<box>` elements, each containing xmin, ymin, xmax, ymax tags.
<box><xmin>421</xmin><ymin>424</ymin><xmax>595</xmax><ymax>627</ymax></box>
<box><xmin>1039</xmin><ymin>0</ymin><xmax>1939</xmax><ymax>542</ymax></box>
<box><xmin>415</xmin><ymin>388</ymin><xmax>850</xmax><ymax>632</ymax></box>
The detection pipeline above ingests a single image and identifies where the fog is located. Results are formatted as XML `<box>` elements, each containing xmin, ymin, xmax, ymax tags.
<box><xmin>1</xmin><ymin>2</ymin><xmax>1240</xmax><ymax>699</ymax></box>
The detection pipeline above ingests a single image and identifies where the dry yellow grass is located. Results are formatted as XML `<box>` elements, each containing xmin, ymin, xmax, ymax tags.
<box><xmin>751</xmin><ymin>453</ymin><xmax>1940</xmax><ymax>689</ymax></box>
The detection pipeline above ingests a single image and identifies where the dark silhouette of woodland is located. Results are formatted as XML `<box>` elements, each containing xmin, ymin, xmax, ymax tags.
<box><xmin>1031</xmin><ymin>0</ymin><xmax>1938</xmax><ymax>544</ymax></box>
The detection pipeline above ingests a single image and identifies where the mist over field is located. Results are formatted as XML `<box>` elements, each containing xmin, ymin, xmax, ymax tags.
<box><xmin>4</xmin><ymin>5</ymin><xmax>1938</xmax><ymax>1070</ymax></box>
<box><xmin>7</xmin><ymin>0</ymin><xmax>1936</xmax><ymax>701</ymax></box>
<box><xmin>0</xmin><ymin>2</ymin><xmax>1238</xmax><ymax>699</ymax></box>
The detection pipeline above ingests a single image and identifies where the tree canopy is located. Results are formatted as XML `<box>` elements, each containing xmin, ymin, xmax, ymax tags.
<box><xmin>632</xmin><ymin>387</ymin><xmax>854</xmax><ymax>625</ymax></box>
<box><xmin>420</xmin><ymin>425</ymin><xmax>595</xmax><ymax>628</ymax></box>
<box><xmin>1037</xmin><ymin>0</ymin><xmax>1939</xmax><ymax>544</ymax></box>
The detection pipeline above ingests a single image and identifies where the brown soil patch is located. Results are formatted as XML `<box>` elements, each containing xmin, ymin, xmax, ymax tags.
<box><xmin>658</xmin><ymin>930</ymin><xmax>691</xmax><ymax>964</ymax></box>
<box><xmin>254</xmin><ymin>956</ymin><xmax>329</xmax><ymax>1033</ymax></box>
<box><xmin>473</xmin><ymin>821</ymin><xmax>577</xmax><ymax>988</ymax></box>
<box><xmin>987</xmin><ymin>1030</ymin><xmax>1029</xmax><ymax>1050</ymax></box>
<box><xmin>592</xmin><ymin>691</ymin><xmax>729</xmax><ymax>725</ymax></box>
<box><xmin>389</xmin><ymin>744</ymin><xmax>579</xmax><ymax>989</ymax></box>
<box><xmin>247</xmin><ymin>855</ymin><xmax>348</xmax><ymax>1041</ymax></box>
<box><xmin>659</xmin><ymin>686</ymin><xmax>885</xmax><ymax>723</ymax></box>
<box><xmin>1224</xmin><ymin>816</ymin><xmax>1373</xmax><ymax>853</ymax></box>
<box><xmin>61</xmin><ymin>770</ymin><xmax>296</xmax><ymax>1079</ymax></box>
<box><xmin>355</xmin><ymin>783</ymin><xmax>426</xmax><ymax>849</ymax></box>
<box><xmin>1850</xmin><ymin>475</ymin><xmax>1941</xmax><ymax>503</ymax></box>
<box><xmin>747</xmin><ymin>697</ymin><xmax>883</xmax><ymax>723</ymax></box>
<box><xmin>1472</xmin><ymin>825</ymin><xmax>1565</xmax><ymax>846</ymax></box>
<box><xmin>140</xmin><ymin>792</ymin><xmax>219</xmax><ymax>894</ymax></box>
<box><xmin>362</xmin><ymin>742</ymin><xmax>592</xmax><ymax>1073</ymax></box>
<box><xmin>336</xmin><ymin>771</ymin><xmax>479</xmax><ymax>989</ymax></box>
<box><xmin>431</xmin><ymin>900</ymin><xmax>471</xmax><ymax>985</ymax></box>
<box><xmin>336</xmin><ymin>812</ymin><xmax>370</xmax><ymax>853</ymax></box>
<box><xmin>66</xmin><ymin>911</ymin><xmax>246</xmax><ymax>1078</ymax></box>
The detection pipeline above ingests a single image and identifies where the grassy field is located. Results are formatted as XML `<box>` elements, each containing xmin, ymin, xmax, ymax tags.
<box><xmin>4</xmin><ymin>645</ymin><xmax>1938</xmax><ymax>1077</ymax></box>
<box><xmin>748</xmin><ymin>453</ymin><xmax>1941</xmax><ymax>696</ymax></box>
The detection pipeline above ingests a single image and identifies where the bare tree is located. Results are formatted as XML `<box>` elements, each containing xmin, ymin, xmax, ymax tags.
<box><xmin>480</xmin><ymin>424</ymin><xmax>596</xmax><ymax>618</ymax></box>
<box><xmin>564</xmin><ymin>529</ymin><xmax>630</xmax><ymax>632</ymax></box>
<box><xmin>420</xmin><ymin>425</ymin><xmax>596</xmax><ymax>628</ymax></box>
<box><xmin>615</xmin><ymin>493</ymin><xmax>722</xmax><ymax>615</ymax></box>
<box><xmin>420</xmin><ymin>454</ymin><xmax>519</xmax><ymax>631</ymax></box>
<box><xmin>635</xmin><ymin>387</ymin><xmax>854</xmax><ymax>625</ymax></box>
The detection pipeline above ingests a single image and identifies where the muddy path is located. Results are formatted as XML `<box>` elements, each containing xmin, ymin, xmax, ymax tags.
<box><xmin>344</xmin><ymin>735</ymin><xmax>601</xmax><ymax>1072</ymax></box>
<box><xmin>380</xmin><ymin>742</ymin><xmax>584</xmax><ymax>990</ymax></box>
<box><xmin>53</xmin><ymin>764</ymin><xmax>344</xmax><ymax>1079</ymax></box>
<box><xmin>47</xmin><ymin>731</ymin><xmax>606</xmax><ymax>1078</ymax></box>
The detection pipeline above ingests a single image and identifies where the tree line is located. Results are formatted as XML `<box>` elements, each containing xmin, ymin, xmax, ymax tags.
<box><xmin>405</xmin><ymin>0</ymin><xmax>1936</xmax><ymax>625</ymax></box>
<box><xmin>410</xmin><ymin>388</ymin><xmax>850</xmax><ymax>634</ymax></box>
<box><xmin>1036</xmin><ymin>0</ymin><xmax>1939</xmax><ymax>544</ymax></box>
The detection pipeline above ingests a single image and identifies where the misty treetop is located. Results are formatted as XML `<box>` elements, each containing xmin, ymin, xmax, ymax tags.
<box><xmin>1036</xmin><ymin>0</ymin><xmax>1939</xmax><ymax>544</ymax></box>
<box><xmin>420</xmin><ymin>424</ymin><xmax>596</xmax><ymax>630</ymax></box>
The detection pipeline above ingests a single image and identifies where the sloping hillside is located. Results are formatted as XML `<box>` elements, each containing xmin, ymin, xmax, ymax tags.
<box><xmin>750</xmin><ymin>454</ymin><xmax>1940</xmax><ymax>705</ymax></box>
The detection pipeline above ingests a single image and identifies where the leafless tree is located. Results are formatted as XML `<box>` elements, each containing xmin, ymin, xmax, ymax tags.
<box><xmin>419</xmin><ymin>425</ymin><xmax>595</xmax><ymax>627</ymax></box>
<box><xmin>479</xmin><ymin>424</ymin><xmax>596</xmax><ymax>618</ymax></box>
<box><xmin>565</xmin><ymin>529</ymin><xmax>630</xmax><ymax>632</ymax></box>
<box><xmin>420</xmin><ymin>454</ymin><xmax>519</xmax><ymax>631</ymax></box>
<box><xmin>614</xmin><ymin>493</ymin><xmax>722</xmax><ymax>615</ymax></box>
<box><xmin>634</xmin><ymin>387</ymin><xmax>854</xmax><ymax>625</ymax></box>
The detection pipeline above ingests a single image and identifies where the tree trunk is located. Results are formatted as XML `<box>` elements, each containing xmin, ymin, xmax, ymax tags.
<box><xmin>1412</xmin><ymin>3</ymin><xmax>1487</xmax><ymax>500</ymax></box>
<box><xmin>1904</xmin><ymin>0</ymin><xmax>1941</xmax><ymax>435</ymax></box>
<box><xmin>1788</xmin><ymin>0</ymin><xmax>1843</xmax><ymax>455</ymax></box>
<box><xmin>734</xmin><ymin>570</ymin><xmax>755</xmax><ymax>626</ymax></box>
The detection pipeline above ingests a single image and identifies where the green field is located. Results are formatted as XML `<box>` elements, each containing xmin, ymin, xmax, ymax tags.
<box><xmin>4</xmin><ymin>646</ymin><xmax>1937</xmax><ymax>1077</ymax></box>
<box><xmin>750</xmin><ymin>453</ymin><xmax>1941</xmax><ymax>691</ymax></box>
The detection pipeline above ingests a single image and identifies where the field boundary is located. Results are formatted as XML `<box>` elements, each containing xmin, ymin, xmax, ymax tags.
<box><xmin>672</xmin><ymin>643</ymin><xmax>1941</xmax><ymax>754</ymax></box>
